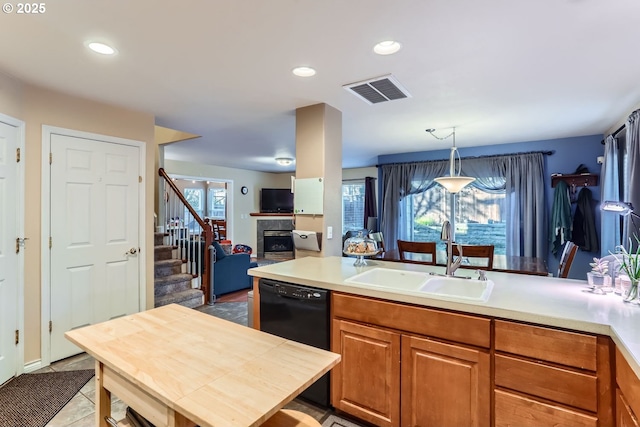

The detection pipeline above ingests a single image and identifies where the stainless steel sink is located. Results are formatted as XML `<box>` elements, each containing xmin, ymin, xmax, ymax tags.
<box><xmin>345</xmin><ymin>268</ymin><xmax>494</xmax><ymax>302</ymax></box>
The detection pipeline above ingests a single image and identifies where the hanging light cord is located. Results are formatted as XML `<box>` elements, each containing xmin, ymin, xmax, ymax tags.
<box><xmin>426</xmin><ymin>128</ymin><xmax>460</xmax><ymax>176</ymax></box>
<box><xmin>425</xmin><ymin>129</ymin><xmax>455</xmax><ymax>141</ymax></box>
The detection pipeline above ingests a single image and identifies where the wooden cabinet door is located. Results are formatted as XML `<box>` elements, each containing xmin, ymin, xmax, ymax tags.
<box><xmin>331</xmin><ymin>319</ymin><xmax>400</xmax><ymax>427</ymax></box>
<box><xmin>401</xmin><ymin>334</ymin><xmax>490</xmax><ymax>427</ymax></box>
<box><xmin>617</xmin><ymin>389</ymin><xmax>640</xmax><ymax>427</ymax></box>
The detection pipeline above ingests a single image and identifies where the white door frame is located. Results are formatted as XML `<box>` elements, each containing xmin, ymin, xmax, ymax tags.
<box><xmin>0</xmin><ymin>112</ymin><xmax>25</xmax><ymax>376</ymax></box>
<box><xmin>40</xmin><ymin>125</ymin><xmax>146</xmax><ymax>367</ymax></box>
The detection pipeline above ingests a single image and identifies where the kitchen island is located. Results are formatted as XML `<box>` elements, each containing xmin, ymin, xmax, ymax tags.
<box><xmin>249</xmin><ymin>256</ymin><xmax>640</xmax><ymax>427</ymax></box>
<box><xmin>65</xmin><ymin>304</ymin><xmax>340</xmax><ymax>427</ymax></box>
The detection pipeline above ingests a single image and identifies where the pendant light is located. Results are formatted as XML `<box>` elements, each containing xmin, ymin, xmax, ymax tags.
<box><xmin>430</xmin><ymin>128</ymin><xmax>475</xmax><ymax>193</ymax></box>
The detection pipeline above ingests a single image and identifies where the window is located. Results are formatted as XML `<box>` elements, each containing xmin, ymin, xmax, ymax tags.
<box><xmin>208</xmin><ymin>187</ymin><xmax>226</xmax><ymax>219</ymax></box>
<box><xmin>183</xmin><ymin>188</ymin><xmax>204</xmax><ymax>218</ymax></box>
<box><xmin>342</xmin><ymin>182</ymin><xmax>366</xmax><ymax>234</ymax></box>
<box><xmin>408</xmin><ymin>184</ymin><xmax>506</xmax><ymax>254</ymax></box>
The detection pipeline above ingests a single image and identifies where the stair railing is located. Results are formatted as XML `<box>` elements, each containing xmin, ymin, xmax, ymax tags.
<box><xmin>158</xmin><ymin>168</ymin><xmax>214</xmax><ymax>302</ymax></box>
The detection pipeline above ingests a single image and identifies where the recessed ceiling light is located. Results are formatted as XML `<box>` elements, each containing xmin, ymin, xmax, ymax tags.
<box><xmin>87</xmin><ymin>42</ymin><xmax>117</xmax><ymax>55</ymax></box>
<box><xmin>374</xmin><ymin>40</ymin><xmax>401</xmax><ymax>55</ymax></box>
<box><xmin>275</xmin><ymin>157</ymin><xmax>294</xmax><ymax>166</ymax></box>
<box><xmin>292</xmin><ymin>66</ymin><xmax>316</xmax><ymax>77</ymax></box>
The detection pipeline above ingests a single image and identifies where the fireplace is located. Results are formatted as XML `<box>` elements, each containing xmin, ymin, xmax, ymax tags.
<box><xmin>257</xmin><ymin>219</ymin><xmax>294</xmax><ymax>259</ymax></box>
<box><xmin>263</xmin><ymin>230</ymin><xmax>294</xmax><ymax>259</ymax></box>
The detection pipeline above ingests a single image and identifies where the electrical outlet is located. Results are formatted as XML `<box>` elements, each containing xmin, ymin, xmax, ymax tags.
<box><xmin>327</xmin><ymin>226</ymin><xmax>333</xmax><ymax>239</ymax></box>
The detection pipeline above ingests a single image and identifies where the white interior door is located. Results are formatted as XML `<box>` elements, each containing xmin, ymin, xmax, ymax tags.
<box><xmin>0</xmin><ymin>118</ymin><xmax>22</xmax><ymax>385</ymax></box>
<box><xmin>48</xmin><ymin>132</ymin><xmax>141</xmax><ymax>362</ymax></box>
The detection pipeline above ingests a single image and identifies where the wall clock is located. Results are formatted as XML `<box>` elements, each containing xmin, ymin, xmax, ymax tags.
<box><xmin>241</xmin><ymin>186</ymin><xmax>248</xmax><ymax>195</ymax></box>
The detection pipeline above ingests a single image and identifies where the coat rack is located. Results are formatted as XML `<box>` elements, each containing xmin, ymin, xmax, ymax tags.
<box><xmin>551</xmin><ymin>173</ymin><xmax>599</xmax><ymax>201</ymax></box>
<box><xmin>551</xmin><ymin>173</ymin><xmax>598</xmax><ymax>189</ymax></box>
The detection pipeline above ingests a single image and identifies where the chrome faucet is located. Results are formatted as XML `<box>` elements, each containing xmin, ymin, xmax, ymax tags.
<box><xmin>441</xmin><ymin>221</ymin><xmax>463</xmax><ymax>276</ymax></box>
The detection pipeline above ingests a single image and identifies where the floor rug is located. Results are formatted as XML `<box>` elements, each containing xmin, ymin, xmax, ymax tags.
<box><xmin>322</xmin><ymin>414</ymin><xmax>366</xmax><ymax>427</ymax></box>
<box><xmin>0</xmin><ymin>369</ymin><xmax>94</xmax><ymax>427</ymax></box>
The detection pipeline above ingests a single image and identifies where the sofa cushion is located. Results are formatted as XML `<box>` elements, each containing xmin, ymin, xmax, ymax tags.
<box><xmin>213</xmin><ymin>241</ymin><xmax>227</xmax><ymax>260</ymax></box>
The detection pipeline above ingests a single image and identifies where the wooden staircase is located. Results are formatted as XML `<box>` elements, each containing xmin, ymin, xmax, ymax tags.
<box><xmin>154</xmin><ymin>232</ymin><xmax>204</xmax><ymax>308</ymax></box>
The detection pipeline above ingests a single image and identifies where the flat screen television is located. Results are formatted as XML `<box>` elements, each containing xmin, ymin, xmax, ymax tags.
<box><xmin>260</xmin><ymin>188</ymin><xmax>294</xmax><ymax>213</ymax></box>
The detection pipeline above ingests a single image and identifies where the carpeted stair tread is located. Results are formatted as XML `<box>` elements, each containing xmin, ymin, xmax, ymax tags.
<box><xmin>155</xmin><ymin>259</ymin><xmax>183</xmax><ymax>267</ymax></box>
<box><xmin>154</xmin><ymin>231</ymin><xmax>201</xmax><ymax>309</ymax></box>
<box><xmin>154</xmin><ymin>273</ymin><xmax>194</xmax><ymax>297</ymax></box>
<box><xmin>155</xmin><ymin>289</ymin><xmax>203</xmax><ymax>308</ymax></box>
<box><xmin>154</xmin><ymin>259</ymin><xmax>184</xmax><ymax>278</ymax></box>
<box><xmin>154</xmin><ymin>272</ymin><xmax>193</xmax><ymax>285</ymax></box>
<box><xmin>154</xmin><ymin>245</ymin><xmax>176</xmax><ymax>261</ymax></box>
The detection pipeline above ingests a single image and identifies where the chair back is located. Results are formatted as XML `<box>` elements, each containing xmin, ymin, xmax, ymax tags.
<box><xmin>452</xmin><ymin>244</ymin><xmax>495</xmax><ymax>270</ymax></box>
<box><xmin>369</xmin><ymin>232</ymin><xmax>385</xmax><ymax>252</ymax></box>
<box><xmin>397</xmin><ymin>240</ymin><xmax>437</xmax><ymax>265</ymax></box>
<box><xmin>558</xmin><ymin>241</ymin><xmax>578</xmax><ymax>278</ymax></box>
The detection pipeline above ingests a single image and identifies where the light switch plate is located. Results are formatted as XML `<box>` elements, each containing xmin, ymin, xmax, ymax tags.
<box><xmin>327</xmin><ymin>226</ymin><xmax>333</xmax><ymax>239</ymax></box>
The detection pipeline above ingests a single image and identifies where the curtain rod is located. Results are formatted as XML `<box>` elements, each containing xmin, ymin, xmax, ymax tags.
<box><xmin>342</xmin><ymin>177</ymin><xmax>376</xmax><ymax>182</ymax></box>
<box><xmin>601</xmin><ymin>124</ymin><xmax>626</xmax><ymax>145</ymax></box>
<box><xmin>376</xmin><ymin>150</ymin><xmax>553</xmax><ymax>167</ymax></box>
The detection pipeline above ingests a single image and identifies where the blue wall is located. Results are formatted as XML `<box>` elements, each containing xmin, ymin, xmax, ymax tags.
<box><xmin>377</xmin><ymin>134</ymin><xmax>605</xmax><ymax>279</ymax></box>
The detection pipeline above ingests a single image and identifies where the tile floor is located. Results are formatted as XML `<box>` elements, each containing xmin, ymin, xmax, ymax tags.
<box><xmin>42</xmin><ymin>298</ymin><xmax>332</xmax><ymax>426</ymax></box>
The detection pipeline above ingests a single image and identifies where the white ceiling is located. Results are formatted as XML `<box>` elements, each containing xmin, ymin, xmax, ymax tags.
<box><xmin>2</xmin><ymin>0</ymin><xmax>639</xmax><ymax>172</ymax></box>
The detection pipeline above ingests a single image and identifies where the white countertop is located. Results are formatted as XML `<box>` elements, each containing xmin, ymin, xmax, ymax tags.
<box><xmin>249</xmin><ymin>256</ymin><xmax>640</xmax><ymax>378</ymax></box>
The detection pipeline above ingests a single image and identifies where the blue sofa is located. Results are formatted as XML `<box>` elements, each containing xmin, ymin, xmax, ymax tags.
<box><xmin>180</xmin><ymin>240</ymin><xmax>257</xmax><ymax>297</ymax></box>
<box><xmin>211</xmin><ymin>241</ymin><xmax>258</xmax><ymax>297</ymax></box>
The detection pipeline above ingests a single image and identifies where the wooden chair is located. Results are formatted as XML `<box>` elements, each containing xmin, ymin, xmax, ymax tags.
<box><xmin>558</xmin><ymin>241</ymin><xmax>578</xmax><ymax>278</ymax></box>
<box><xmin>452</xmin><ymin>244</ymin><xmax>495</xmax><ymax>270</ymax></box>
<box><xmin>397</xmin><ymin>240</ymin><xmax>437</xmax><ymax>265</ymax></box>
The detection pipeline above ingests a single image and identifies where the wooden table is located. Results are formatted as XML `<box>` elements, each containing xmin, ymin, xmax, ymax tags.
<box><xmin>379</xmin><ymin>249</ymin><xmax>549</xmax><ymax>276</ymax></box>
<box><xmin>65</xmin><ymin>304</ymin><xmax>340</xmax><ymax>427</ymax></box>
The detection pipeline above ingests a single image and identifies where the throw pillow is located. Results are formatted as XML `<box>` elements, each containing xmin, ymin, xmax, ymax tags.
<box><xmin>233</xmin><ymin>244</ymin><xmax>253</xmax><ymax>255</ymax></box>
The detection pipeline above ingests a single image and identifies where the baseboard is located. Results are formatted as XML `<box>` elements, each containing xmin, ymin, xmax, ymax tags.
<box><xmin>23</xmin><ymin>359</ymin><xmax>45</xmax><ymax>373</ymax></box>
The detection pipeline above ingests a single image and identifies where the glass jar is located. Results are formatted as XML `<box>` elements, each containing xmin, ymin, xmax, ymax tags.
<box><xmin>343</xmin><ymin>231</ymin><xmax>379</xmax><ymax>266</ymax></box>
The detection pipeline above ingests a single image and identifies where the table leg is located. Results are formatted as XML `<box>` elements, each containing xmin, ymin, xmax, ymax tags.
<box><xmin>95</xmin><ymin>360</ymin><xmax>112</xmax><ymax>427</ymax></box>
<box><xmin>169</xmin><ymin>409</ymin><xmax>197</xmax><ymax>427</ymax></box>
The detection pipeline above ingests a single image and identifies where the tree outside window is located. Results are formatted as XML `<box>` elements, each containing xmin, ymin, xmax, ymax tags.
<box><xmin>208</xmin><ymin>187</ymin><xmax>226</xmax><ymax>219</ymax></box>
<box><xmin>409</xmin><ymin>184</ymin><xmax>506</xmax><ymax>254</ymax></box>
<box><xmin>183</xmin><ymin>188</ymin><xmax>204</xmax><ymax>218</ymax></box>
<box><xmin>342</xmin><ymin>182</ymin><xmax>365</xmax><ymax>234</ymax></box>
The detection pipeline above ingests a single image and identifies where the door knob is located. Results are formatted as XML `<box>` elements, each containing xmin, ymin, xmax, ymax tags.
<box><xmin>125</xmin><ymin>247</ymin><xmax>138</xmax><ymax>256</ymax></box>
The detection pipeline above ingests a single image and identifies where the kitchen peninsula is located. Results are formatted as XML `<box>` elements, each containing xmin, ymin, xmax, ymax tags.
<box><xmin>249</xmin><ymin>256</ymin><xmax>640</xmax><ymax>427</ymax></box>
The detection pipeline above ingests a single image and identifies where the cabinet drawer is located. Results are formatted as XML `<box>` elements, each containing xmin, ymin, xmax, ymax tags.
<box><xmin>495</xmin><ymin>320</ymin><xmax>597</xmax><ymax>370</ymax></box>
<box><xmin>495</xmin><ymin>389</ymin><xmax>597</xmax><ymax>427</ymax></box>
<box><xmin>333</xmin><ymin>292</ymin><xmax>490</xmax><ymax>348</ymax></box>
<box><xmin>495</xmin><ymin>354</ymin><xmax>597</xmax><ymax>412</ymax></box>
<box><xmin>616</xmin><ymin>347</ymin><xmax>640</xmax><ymax>419</ymax></box>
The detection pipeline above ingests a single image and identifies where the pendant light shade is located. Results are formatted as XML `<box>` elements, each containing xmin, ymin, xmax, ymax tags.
<box><xmin>434</xmin><ymin>175</ymin><xmax>476</xmax><ymax>193</ymax></box>
<box><xmin>431</xmin><ymin>128</ymin><xmax>475</xmax><ymax>193</ymax></box>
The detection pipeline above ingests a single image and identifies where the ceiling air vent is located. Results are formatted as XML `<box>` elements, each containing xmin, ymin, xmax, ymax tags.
<box><xmin>343</xmin><ymin>74</ymin><xmax>411</xmax><ymax>105</ymax></box>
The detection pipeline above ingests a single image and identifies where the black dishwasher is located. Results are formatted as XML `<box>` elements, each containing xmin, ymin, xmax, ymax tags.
<box><xmin>258</xmin><ymin>278</ymin><xmax>330</xmax><ymax>407</ymax></box>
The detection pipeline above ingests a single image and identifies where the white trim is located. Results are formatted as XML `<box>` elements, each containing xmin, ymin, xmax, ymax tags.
<box><xmin>40</xmin><ymin>125</ymin><xmax>146</xmax><ymax>367</ymax></box>
<box><xmin>167</xmin><ymin>173</ymin><xmax>234</xmax><ymax>242</ymax></box>
<box><xmin>0</xmin><ymin>112</ymin><xmax>26</xmax><ymax>376</ymax></box>
<box><xmin>23</xmin><ymin>360</ymin><xmax>44</xmax><ymax>373</ymax></box>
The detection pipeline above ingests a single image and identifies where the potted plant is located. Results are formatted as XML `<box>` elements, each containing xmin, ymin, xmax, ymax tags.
<box><xmin>587</xmin><ymin>257</ymin><xmax>608</xmax><ymax>294</ymax></box>
<box><xmin>614</xmin><ymin>236</ymin><xmax>640</xmax><ymax>303</ymax></box>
